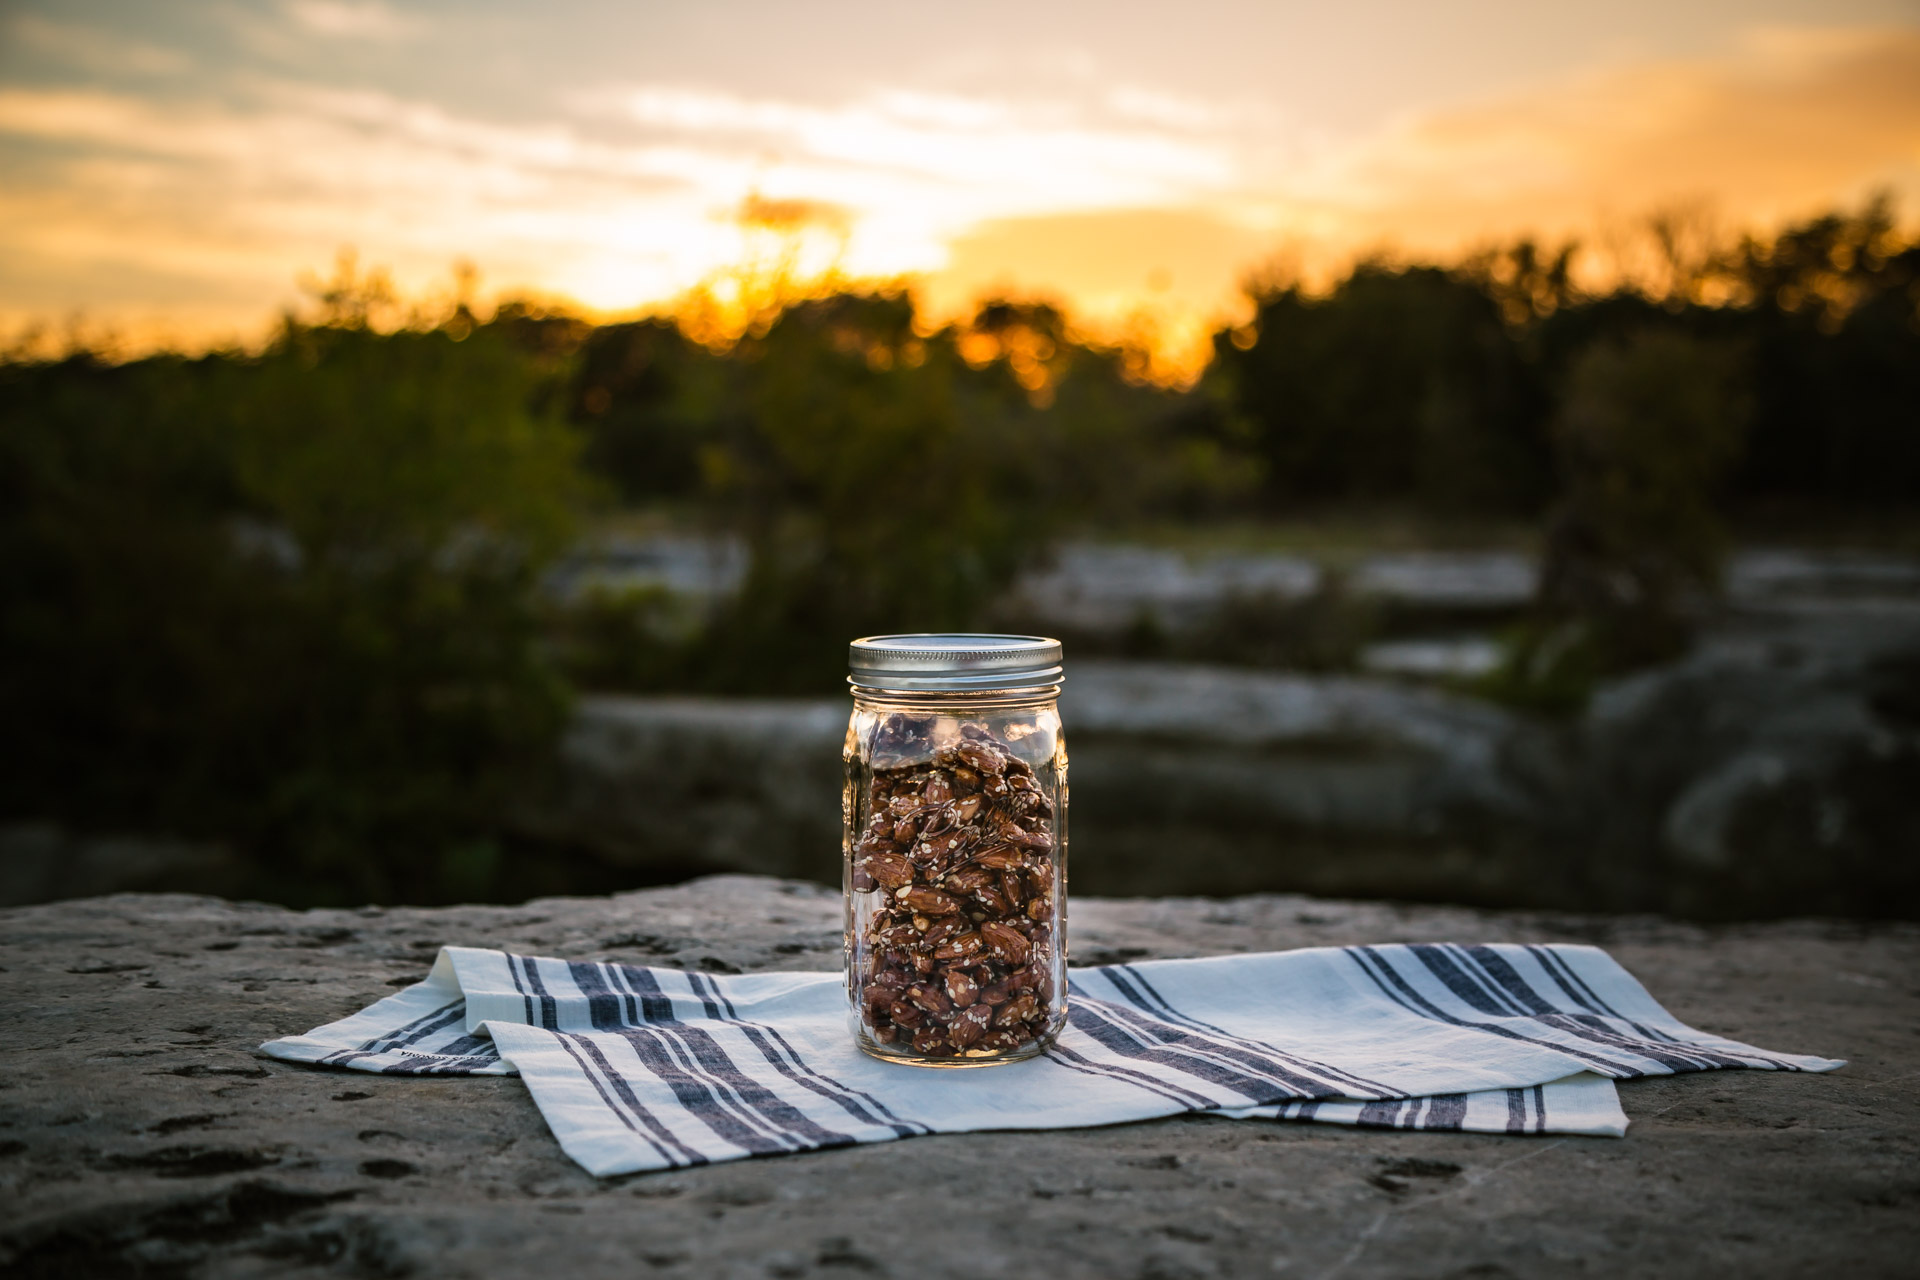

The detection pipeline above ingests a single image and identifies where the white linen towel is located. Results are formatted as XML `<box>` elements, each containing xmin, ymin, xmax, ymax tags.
<box><xmin>261</xmin><ymin>942</ymin><xmax>1840</xmax><ymax>1177</ymax></box>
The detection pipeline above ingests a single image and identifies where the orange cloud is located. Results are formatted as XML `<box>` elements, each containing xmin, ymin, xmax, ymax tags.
<box><xmin>2</xmin><ymin>20</ymin><xmax>1915</xmax><ymax>364</ymax></box>
<box><xmin>1281</xmin><ymin>25</ymin><xmax>1920</xmax><ymax>261</ymax></box>
<box><xmin>912</xmin><ymin>25</ymin><xmax>1920</xmax><ymax>368</ymax></box>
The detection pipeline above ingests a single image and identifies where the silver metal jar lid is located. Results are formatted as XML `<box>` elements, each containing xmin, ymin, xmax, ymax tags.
<box><xmin>848</xmin><ymin>633</ymin><xmax>1063</xmax><ymax>692</ymax></box>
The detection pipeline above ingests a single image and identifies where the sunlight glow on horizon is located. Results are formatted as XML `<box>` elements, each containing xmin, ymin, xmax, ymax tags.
<box><xmin>2</xmin><ymin>4</ymin><xmax>1917</xmax><ymax>367</ymax></box>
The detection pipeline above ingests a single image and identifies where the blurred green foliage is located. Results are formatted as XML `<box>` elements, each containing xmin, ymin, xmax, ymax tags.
<box><xmin>2</xmin><ymin>199</ymin><xmax>1915</xmax><ymax>901</ymax></box>
<box><xmin>1216</xmin><ymin>264</ymin><xmax>1548</xmax><ymax>514</ymax></box>
<box><xmin>1483</xmin><ymin>329</ymin><xmax>1752</xmax><ymax>713</ymax></box>
<box><xmin>568</xmin><ymin>292</ymin><xmax>1236</xmax><ymax>692</ymax></box>
<box><xmin>0</xmin><ymin>313</ymin><xmax>588</xmax><ymax>904</ymax></box>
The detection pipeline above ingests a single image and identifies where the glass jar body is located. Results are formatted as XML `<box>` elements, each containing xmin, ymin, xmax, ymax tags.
<box><xmin>843</xmin><ymin>689</ymin><xmax>1067</xmax><ymax>1065</ymax></box>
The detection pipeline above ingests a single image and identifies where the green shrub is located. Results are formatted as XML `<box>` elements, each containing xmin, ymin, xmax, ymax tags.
<box><xmin>0</xmin><ymin>321</ymin><xmax>588</xmax><ymax>904</ymax></box>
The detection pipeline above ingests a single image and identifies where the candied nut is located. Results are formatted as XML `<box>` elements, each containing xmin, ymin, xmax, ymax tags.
<box><xmin>921</xmin><ymin>917</ymin><xmax>966</xmax><ymax>947</ymax></box>
<box><xmin>945</xmin><ymin>969</ymin><xmax>979</xmax><ymax>1007</ymax></box>
<box><xmin>901</xmin><ymin>887</ymin><xmax>962</xmax><ymax>915</ymax></box>
<box><xmin>943</xmin><ymin>867</ymin><xmax>993</xmax><ymax>893</ymax></box>
<box><xmin>932</xmin><ymin>931</ymin><xmax>984</xmax><ymax>961</ymax></box>
<box><xmin>978</xmin><ymin>921</ymin><xmax>1031</xmax><ymax>966</ymax></box>
<box><xmin>955</xmin><ymin>739</ymin><xmax>1007</xmax><ymax>775</ymax></box>
<box><xmin>974</xmin><ymin>887</ymin><xmax>1012</xmax><ymax>916</ymax></box>
<box><xmin>1005</xmin><ymin>791</ymin><xmax>1047</xmax><ymax>819</ymax></box>
<box><xmin>864</xmin><ymin>850</ymin><xmax>914</xmax><ymax>890</ymax></box>
<box><xmin>1003</xmin><ymin>825</ymin><xmax>1051</xmax><ymax>851</ymax></box>
<box><xmin>854</xmin><ymin>721</ymin><xmax>1063</xmax><ymax>1060</ymax></box>
<box><xmin>995</xmin><ymin>993</ymin><xmax>1039</xmax><ymax>1026</ymax></box>
<box><xmin>949</xmin><ymin>1003</ymin><xmax>992</xmax><ymax>1048</ymax></box>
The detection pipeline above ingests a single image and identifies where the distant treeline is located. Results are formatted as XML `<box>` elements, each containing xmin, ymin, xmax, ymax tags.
<box><xmin>1</xmin><ymin>200</ymin><xmax>1913</xmax><ymax>903</ymax></box>
<box><xmin>1221</xmin><ymin>203</ymin><xmax>1920</xmax><ymax>514</ymax></box>
<box><xmin>576</xmin><ymin>198</ymin><xmax>1919</xmax><ymax>520</ymax></box>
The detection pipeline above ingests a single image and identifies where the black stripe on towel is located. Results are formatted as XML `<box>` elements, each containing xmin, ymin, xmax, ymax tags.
<box><xmin>1044</xmin><ymin>1038</ymin><xmax>1218</xmax><ymax>1109</ymax></box>
<box><xmin>506</xmin><ymin>953</ymin><xmax>696</xmax><ymax>1167</ymax></box>
<box><xmin>1456</xmin><ymin>947</ymin><xmax>1754</xmax><ymax>1072</ymax></box>
<box><xmin>1424</xmin><ymin>1094</ymin><xmax>1468</xmax><ymax>1131</ymax></box>
<box><xmin>1349</xmin><ymin>947</ymin><xmax>1641</xmax><ymax>1077</ymax></box>
<box><xmin>683</xmin><ymin>971</ymin><xmax>927</xmax><ymax>1139</ymax></box>
<box><xmin>1085</xmin><ymin>980</ymin><xmax>1354</xmax><ymax>1102</ymax></box>
<box><xmin>1069</xmin><ymin>998</ymin><xmax>1302</xmax><ymax>1105</ymax></box>
<box><xmin>582</xmin><ymin>966</ymin><xmax>804</xmax><ymax>1154</ymax></box>
<box><xmin>1106</xmin><ymin>965</ymin><xmax>1399</xmax><ymax>1099</ymax></box>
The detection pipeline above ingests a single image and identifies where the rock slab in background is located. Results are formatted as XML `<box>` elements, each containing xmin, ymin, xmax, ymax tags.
<box><xmin>513</xmin><ymin>604</ymin><xmax>1920</xmax><ymax>917</ymax></box>
<box><xmin>2</xmin><ymin>877</ymin><xmax>1915</xmax><ymax>1279</ymax></box>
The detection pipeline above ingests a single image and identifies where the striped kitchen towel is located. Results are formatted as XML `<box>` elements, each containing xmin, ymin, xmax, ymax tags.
<box><xmin>261</xmin><ymin>943</ymin><xmax>1840</xmax><ymax>1177</ymax></box>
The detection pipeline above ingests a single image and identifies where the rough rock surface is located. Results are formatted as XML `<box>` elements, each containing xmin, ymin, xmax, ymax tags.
<box><xmin>509</xmin><ymin>602</ymin><xmax>1920</xmax><ymax>917</ymax></box>
<box><xmin>3</xmin><ymin>876</ymin><xmax>1915</xmax><ymax>1279</ymax></box>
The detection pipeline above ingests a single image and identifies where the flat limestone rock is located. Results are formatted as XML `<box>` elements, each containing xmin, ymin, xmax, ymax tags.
<box><xmin>1</xmin><ymin>876</ymin><xmax>1914</xmax><ymax>1279</ymax></box>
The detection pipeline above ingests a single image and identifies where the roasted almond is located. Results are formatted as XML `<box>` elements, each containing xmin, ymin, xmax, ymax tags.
<box><xmin>932</xmin><ymin>931</ymin><xmax>984</xmax><ymax>961</ymax></box>
<box><xmin>901</xmin><ymin>887</ymin><xmax>962</xmax><ymax>915</ymax></box>
<box><xmin>945</xmin><ymin>969</ymin><xmax>979</xmax><ymax>1007</ymax></box>
<box><xmin>978</xmin><ymin>921</ymin><xmax>1031</xmax><ymax>966</ymax></box>
<box><xmin>995</xmin><ymin>993</ymin><xmax>1039</xmax><ymax>1027</ymax></box>
<box><xmin>864</xmin><ymin>850</ymin><xmax>914</xmax><ymax>890</ymax></box>
<box><xmin>949</xmin><ymin>1003</ymin><xmax>992</xmax><ymax>1048</ymax></box>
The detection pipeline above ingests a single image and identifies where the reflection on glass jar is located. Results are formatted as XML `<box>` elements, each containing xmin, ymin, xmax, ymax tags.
<box><xmin>843</xmin><ymin>635</ymin><xmax>1067</xmax><ymax>1066</ymax></box>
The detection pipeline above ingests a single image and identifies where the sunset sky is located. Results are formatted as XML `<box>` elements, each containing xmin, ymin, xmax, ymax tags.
<box><xmin>3</xmin><ymin>0</ymin><xmax>1918</xmax><ymax>357</ymax></box>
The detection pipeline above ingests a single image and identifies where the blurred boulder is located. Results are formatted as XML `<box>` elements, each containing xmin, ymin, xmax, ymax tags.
<box><xmin>516</xmin><ymin>605</ymin><xmax>1920</xmax><ymax>919</ymax></box>
<box><xmin>1577</xmin><ymin>603</ymin><xmax>1920</xmax><ymax>918</ymax></box>
<box><xmin>512</xmin><ymin>697</ymin><xmax>848</xmax><ymax>886</ymax></box>
<box><xmin>0</xmin><ymin>824</ymin><xmax>238</xmax><ymax>907</ymax></box>
<box><xmin>1057</xmin><ymin>661</ymin><xmax>1567</xmax><ymax>903</ymax></box>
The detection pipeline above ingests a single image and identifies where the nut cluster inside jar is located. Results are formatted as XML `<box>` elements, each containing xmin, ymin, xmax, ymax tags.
<box><xmin>851</xmin><ymin>717</ymin><xmax>1058</xmax><ymax>1060</ymax></box>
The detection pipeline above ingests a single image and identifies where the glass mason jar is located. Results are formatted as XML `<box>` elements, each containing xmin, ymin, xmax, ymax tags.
<box><xmin>844</xmin><ymin>634</ymin><xmax>1068</xmax><ymax>1066</ymax></box>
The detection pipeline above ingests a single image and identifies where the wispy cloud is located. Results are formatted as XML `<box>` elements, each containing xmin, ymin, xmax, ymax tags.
<box><xmin>578</xmin><ymin>83</ymin><xmax>1238</xmax><ymax>212</ymax></box>
<box><xmin>284</xmin><ymin>0</ymin><xmax>419</xmax><ymax>41</ymax></box>
<box><xmin>1273</xmin><ymin>25</ymin><xmax>1920</xmax><ymax>254</ymax></box>
<box><xmin>0</xmin><ymin>16</ymin><xmax>1914</xmax><ymax>355</ymax></box>
<box><xmin>3</xmin><ymin>12</ymin><xmax>193</xmax><ymax>77</ymax></box>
